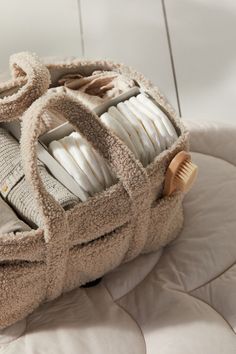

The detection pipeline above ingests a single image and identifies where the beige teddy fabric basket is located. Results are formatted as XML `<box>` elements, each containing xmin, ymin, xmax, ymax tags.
<box><xmin>0</xmin><ymin>52</ymin><xmax>189</xmax><ymax>329</ymax></box>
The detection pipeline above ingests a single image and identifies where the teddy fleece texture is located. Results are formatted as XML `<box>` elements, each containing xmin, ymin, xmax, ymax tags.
<box><xmin>0</xmin><ymin>52</ymin><xmax>189</xmax><ymax>329</ymax></box>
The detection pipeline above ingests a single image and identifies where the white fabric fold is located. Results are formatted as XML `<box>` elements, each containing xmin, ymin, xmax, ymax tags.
<box><xmin>125</xmin><ymin>100</ymin><xmax>157</xmax><ymax>160</ymax></box>
<box><xmin>100</xmin><ymin>112</ymin><xmax>139</xmax><ymax>158</ymax></box>
<box><xmin>137</xmin><ymin>94</ymin><xmax>178</xmax><ymax>143</ymax></box>
<box><xmin>48</xmin><ymin>140</ymin><xmax>89</xmax><ymax>201</ymax></box>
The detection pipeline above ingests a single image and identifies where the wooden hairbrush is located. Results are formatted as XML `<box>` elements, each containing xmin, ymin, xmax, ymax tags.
<box><xmin>164</xmin><ymin>151</ymin><xmax>198</xmax><ymax>196</ymax></box>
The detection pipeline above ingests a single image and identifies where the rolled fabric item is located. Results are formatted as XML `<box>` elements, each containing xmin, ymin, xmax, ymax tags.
<box><xmin>0</xmin><ymin>196</ymin><xmax>31</xmax><ymax>234</ymax></box>
<box><xmin>49</xmin><ymin>133</ymin><xmax>115</xmax><ymax>199</ymax></box>
<box><xmin>73</xmin><ymin>133</ymin><xmax>115</xmax><ymax>189</ymax></box>
<box><xmin>70</xmin><ymin>132</ymin><xmax>107</xmax><ymax>188</ymax></box>
<box><xmin>132</xmin><ymin>95</ymin><xmax>173</xmax><ymax>148</ymax></box>
<box><xmin>124</xmin><ymin>101</ymin><xmax>154</xmax><ymax>164</ymax></box>
<box><xmin>61</xmin><ymin>135</ymin><xmax>103</xmax><ymax>194</ymax></box>
<box><xmin>117</xmin><ymin>102</ymin><xmax>148</xmax><ymax>166</ymax></box>
<box><xmin>124</xmin><ymin>101</ymin><xmax>157</xmax><ymax>162</ymax></box>
<box><xmin>71</xmin><ymin>132</ymin><xmax>116</xmax><ymax>189</ymax></box>
<box><xmin>48</xmin><ymin>140</ymin><xmax>90</xmax><ymax>201</ymax></box>
<box><xmin>0</xmin><ymin>128</ymin><xmax>79</xmax><ymax>228</ymax></box>
<box><xmin>136</xmin><ymin>94</ymin><xmax>178</xmax><ymax>142</ymax></box>
<box><xmin>108</xmin><ymin>106</ymin><xmax>145</xmax><ymax>163</ymax></box>
<box><xmin>105</xmin><ymin>110</ymin><xmax>139</xmax><ymax>159</ymax></box>
<box><xmin>129</xmin><ymin>96</ymin><xmax>167</xmax><ymax>150</ymax></box>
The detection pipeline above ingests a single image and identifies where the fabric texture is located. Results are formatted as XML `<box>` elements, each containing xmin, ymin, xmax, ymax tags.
<box><xmin>57</xmin><ymin>70</ymin><xmax>136</xmax><ymax>109</ymax></box>
<box><xmin>0</xmin><ymin>52</ymin><xmax>50</xmax><ymax>121</ymax></box>
<box><xmin>0</xmin><ymin>128</ymin><xmax>78</xmax><ymax>228</ymax></box>
<box><xmin>0</xmin><ymin>197</ymin><xmax>30</xmax><ymax>234</ymax></box>
<box><xmin>0</xmin><ymin>52</ymin><xmax>189</xmax><ymax>329</ymax></box>
<box><xmin>1</xmin><ymin>120</ymin><xmax>235</xmax><ymax>353</ymax></box>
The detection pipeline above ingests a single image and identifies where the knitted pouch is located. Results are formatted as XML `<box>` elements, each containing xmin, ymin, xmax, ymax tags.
<box><xmin>0</xmin><ymin>52</ymin><xmax>189</xmax><ymax>329</ymax></box>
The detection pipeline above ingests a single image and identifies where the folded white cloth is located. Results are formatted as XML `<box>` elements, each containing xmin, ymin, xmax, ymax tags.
<box><xmin>48</xmin><ymin>140</ymin><xmax>90</xmax><ymax>201</ymax></box>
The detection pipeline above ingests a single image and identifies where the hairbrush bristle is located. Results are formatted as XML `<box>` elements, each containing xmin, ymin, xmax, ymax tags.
<box><xmin>164</xmin><ymin>151</ymin><xmax>198</xmax><ymax>196</ymax></box>
<box><xmin>175</xmin><ymin>160</ymin><xmax>198</xmax><ymax>192</ymax></box>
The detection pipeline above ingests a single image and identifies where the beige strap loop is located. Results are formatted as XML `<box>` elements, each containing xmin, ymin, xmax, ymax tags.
<box><xmin>21</xmin><ymin>90</ymin><xmax>151</xmax><ymax>212</ymax></box>
<box><xmin>0</xmin><ymin>52</ymin><xmax>50</xmax><ymax>121</ymax></box>
<box><xmin>20</xmin><ymin>90</ymin><xmax>152</xmax><ymax>298</ymax></box>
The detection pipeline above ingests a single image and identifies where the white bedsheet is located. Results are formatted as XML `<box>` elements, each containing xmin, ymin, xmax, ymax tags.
<box><xmin>1</xmin><ymin>120</ymin><xmax>236</xmax><ymax>354</ymax></box>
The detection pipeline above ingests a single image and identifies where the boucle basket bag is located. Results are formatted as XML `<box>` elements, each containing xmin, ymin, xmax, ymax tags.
<box><xmin>0</xmin><ymin>52</ymin><xmax>190</xmax><ymax>329</ymax></box>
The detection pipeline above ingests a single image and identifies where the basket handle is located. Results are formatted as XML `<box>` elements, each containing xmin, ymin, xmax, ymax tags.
<box><xmin>20</xmin><ymin>91</ymin><xmax>151</xmax><ymax>229</ymax></box>
<box><xmin>0</xmin><ymin>52</ymin><xmax>50</xmax><ymax>121</ymax></box>
<box><xmin>20</xmin><ymin>91</ymin><xmax>152</xmax><ymax>300</ymax></box>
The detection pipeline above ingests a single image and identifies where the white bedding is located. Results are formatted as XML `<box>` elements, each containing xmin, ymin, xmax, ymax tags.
<box><xmin>1</xmin><ymin>120</ymin><xmax>236</xmax><ymax>354</ymax></box>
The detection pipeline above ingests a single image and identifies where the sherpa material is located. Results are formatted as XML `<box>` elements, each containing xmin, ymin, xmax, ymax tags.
<box><xmin>0</xmin><ymin>52</ymin><xmax>189</xmax><ymax>329</ymax></box>
<box><xmin>0</xmin><ymin>52</ymin><xmax>50</xmax><ymax>121</ymax></box>
<box><xmin>0</xmin><ymin>128</ymin><xmax>79</xmax><ymax>228</ymax></box>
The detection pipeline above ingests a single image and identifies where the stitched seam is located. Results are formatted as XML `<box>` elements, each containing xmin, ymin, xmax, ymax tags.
<box><xmin>189</xmin><ymin>262</ymin><xmax>236</xmax><ymax>293</ymax></box>
<box><xmin>172</xmin><ymin>288</ymin><xmax>236</xmax><ymax>335</ymax></box>
<box><xmin>106</xmin><ymin>251</ymin><xmax>162</xmax><ymax>303</ymax></box>
<box><xmin>116</xmin><ymin>301</ymin><xmax>147</xmax><ymax>354</ymax></box>
<box><xmin>104</xmin><ymin>283</ymin><xmax>147</xmax><ymax>354</ymax></box>
<box><xmin>72</xmin><ymin>222</ymin><xmax>129</xmax><ymax>249</ymax></box>
<box><xmin>0</xmin><ymin>343</ymin><xmax>10</xmax><ymax>354</ymax></box>
<box><xmin>0</xmin><ymin>319</ymin><xmax>27</xmax><ymax>353</ymax></box>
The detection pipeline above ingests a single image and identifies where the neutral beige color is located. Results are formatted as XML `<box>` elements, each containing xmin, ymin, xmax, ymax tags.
<box><xmin>58</xmin><ymin>70</ymin><xmax>136</xmax><ymax>109</ymax></box>
<box><xmin>163</xmin><ymin>151</ymin><xmax>198</xmax><ymax>196</ymax></box>
<box><xmin>0</xmin><ymin>197</ymin><xmax>30</xmax><ymax>234</ymax></box>
<box><xmin>0</xmin><ymin>52</ymin><xmax>189</xmax><ymax>329</ymax></box>
<box><xmin>0</xmin><ymin>127</ymin><xmax>78</xmax><ymax>228</ymax></box>
<box><xmin>0</xmin><ymin>120</ymin><xmax>235</xmax><ymax>353</ymax></box>
<box><xmin>0</xmin><ymin>52</ymin><xmax>50</xmax><ymax>121</ymax></box>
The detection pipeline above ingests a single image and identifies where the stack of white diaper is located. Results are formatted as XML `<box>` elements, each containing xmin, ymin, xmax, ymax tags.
<box><xmin>49</xmin><ymin>94</ymin><xmax>178</xmax><ymax>201</ymax></box>
<box><xmin>49</xmin><ymin>132</ymin><xmax>115</xmax><ymax>201</ymax></box>
<box><xmin>102</xmin><ymin>94</ymin><xmax>178</xmax><ymax>166</ymax></box>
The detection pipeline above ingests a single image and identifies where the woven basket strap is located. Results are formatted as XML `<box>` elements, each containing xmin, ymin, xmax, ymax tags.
<box><xmin>20</xmin><ymin>90</ymin><xmax>151</xmax><ymax>299</ymax></box>
<box><xmin>0</xmin><ymin>52</ymin><xmax>50</xmax><ymax>122</ymax></box>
